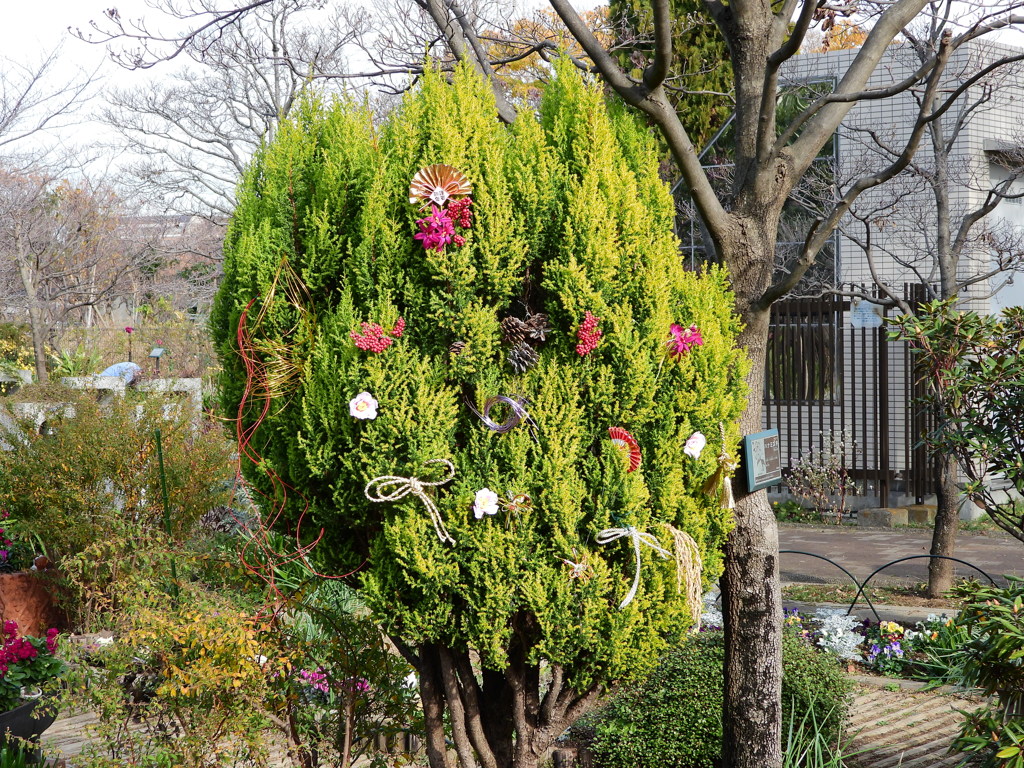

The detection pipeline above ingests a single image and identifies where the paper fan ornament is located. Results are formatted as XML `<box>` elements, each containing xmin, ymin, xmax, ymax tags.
<box><xmin>608</xmin><ymin>426</ymin><xmax>642</xmax><ymax>473</ymax></box>
<box><xmin>409</xmin><ymin>164</ymin><xmax>472</xmax><ymax>207</ymax></box>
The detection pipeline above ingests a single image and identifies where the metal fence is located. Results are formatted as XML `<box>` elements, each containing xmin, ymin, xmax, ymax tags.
<box><xmin>764</xmin><ymin>285</ymin><xmax>934</xmax><ymax>507</ymax></box>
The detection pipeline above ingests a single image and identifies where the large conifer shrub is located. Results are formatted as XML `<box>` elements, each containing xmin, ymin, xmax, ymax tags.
<box><xmin>211</xmin><ymin>61</ymin><xmax>747</xmax><ymax>768</ymax></box>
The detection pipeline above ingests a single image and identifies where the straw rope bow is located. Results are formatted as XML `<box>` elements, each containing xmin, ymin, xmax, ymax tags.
<box><xmin>596</xmin><ymin>526</ymin><xmax>671</xmax><ymax>609</ymax></box>
<box><xmin>365</xmin><ymin>459</ymin><xmax>457</xmax><ymax>545</ymax></box>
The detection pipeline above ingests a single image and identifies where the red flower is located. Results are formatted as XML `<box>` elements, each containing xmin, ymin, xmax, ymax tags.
<box><xmin>351</xmin><ymin>317</ymin><xmax>408</xmax><ymax>353</ymax></box>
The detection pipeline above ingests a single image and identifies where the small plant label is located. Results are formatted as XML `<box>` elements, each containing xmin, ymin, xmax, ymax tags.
<box><xmin>742</xmin><ymin>429</ymin><xmax>782</xmax><ymax>492</ymax></box>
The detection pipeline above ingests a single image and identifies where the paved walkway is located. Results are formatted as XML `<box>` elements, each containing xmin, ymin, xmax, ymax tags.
<box><xmin>846</xmin><ymin>680</ymin><xmax>979</xmax><ymax>768</ymax></box>
<box><xmin>41</xmin><ymin>712</ymin><xmax>294</xmax><ymax>766</ymax></box>
<box><xmin>779</xmin><ymin>524</ymin><xmax>1023</xmax><ymax>586</ymax></box>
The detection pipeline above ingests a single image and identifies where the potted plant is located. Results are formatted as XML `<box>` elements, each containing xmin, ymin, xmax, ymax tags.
<box><xmin>0</xmin><ymin>620</ymin><xmax>63</xmax><ymax>760</ymax></box>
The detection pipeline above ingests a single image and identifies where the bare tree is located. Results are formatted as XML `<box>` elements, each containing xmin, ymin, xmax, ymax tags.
<box><xmin>835</xmin><ymin>31</ymin><xmax>1024</xmax><ymax>597</ymax></box>
<box><xmin>89</xmin><ymin>0</ymin><xmax>366</xmax><ymax>219</ymax></box>
<box><xmin>0</xmin><ymin>46</ymin><xmax>97</xmax><ymax>160</ymax></box>
<box><xmin>0</xmin><ymin>170</ymin><xmax>159</xmax><ymax>382</ymax></box>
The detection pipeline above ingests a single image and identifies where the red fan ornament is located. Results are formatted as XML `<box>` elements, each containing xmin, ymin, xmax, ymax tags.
<box><xmin>409</xmin><ymin>164</ymin><xmax>472</xmax><ymax>207</ymax></box>
<box><xmin>608</xmin><ymin>426</ymin><xmax>642</xmax><ymax>473</ymax></box>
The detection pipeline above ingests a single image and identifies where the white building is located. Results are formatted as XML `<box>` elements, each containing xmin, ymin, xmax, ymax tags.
<box><xmin>685</xmin><ymin>39</ymin><xmax>1024</xmax><ymax>508</ymax></box>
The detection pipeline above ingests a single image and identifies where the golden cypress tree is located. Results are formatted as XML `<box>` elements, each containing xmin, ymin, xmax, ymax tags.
<box><xmin>211</xmin><ymin>60</ymin><xmax>746</xmax><ymax>768</ymax></box>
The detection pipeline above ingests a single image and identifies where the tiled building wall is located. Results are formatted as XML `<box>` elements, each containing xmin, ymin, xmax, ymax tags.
<box><xmin>767</xmin><ymin>41</ymin><xmax>1024</xmax><ymax>504</ymax></box>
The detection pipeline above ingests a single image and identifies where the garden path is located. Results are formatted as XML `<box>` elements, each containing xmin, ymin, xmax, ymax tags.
<box><xmin>846</xmin><ymin>679</ymin><xmax>980</xmax><ymax>768</ymax></box>
<box><xmin>40</xmin><ymin>711</ymin><xmax>293</xmax><ymax>766</ymax></box>
<box><xmin>779</xmin><ymin>525</ymin><xmax>1024</xmax><ymax>587</ymax></box>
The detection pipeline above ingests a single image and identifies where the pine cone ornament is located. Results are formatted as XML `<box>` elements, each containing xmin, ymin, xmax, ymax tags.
<box><xmin>449</xmin><ymin>341</ymin><xmax>468</xmax><ymax>356</ymax></box>
<box><xmin>508</xmin><ymin>342</ymin><xmax>539</xmax><ymax>373</ymax></box>
<box><xmin>523</xmin><ymin>312</ymin><xmax>550</xmax><ymax>343</ymax></box>
<box><xmin>500</xmin><ymin>316</ymin><xmax>528</xmax><ymax>346</ymax></box>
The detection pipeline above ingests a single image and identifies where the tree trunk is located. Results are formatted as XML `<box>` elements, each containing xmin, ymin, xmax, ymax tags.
<box><xmin>721</xmin><ymin>306</ymin><xmax>783</xmax><ymax>768</ymax></box>
<box><xmin>419</xmin><ymin>644</ymin><xmax>453</xmax><ymax>768</ymax></box>
<box><xmin>13</xmin><ymin>226</ymin><xmax>48</xmax><ymax>385</ymax></box>
<box><xmin>415</xmin><ymin>636</ymin><xmax>600</xmax><ymax>768</ymax></box>
<box><xmin>927</xmin><ymin>452</ymin><xmax>959</xmax><ymax>597</ymax></box>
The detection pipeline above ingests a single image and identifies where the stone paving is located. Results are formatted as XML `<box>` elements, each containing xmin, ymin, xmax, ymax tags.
<box><xmin>846</xmin><ymin>679</ymin><xmax>980</xmax><ymax>768</ymax></box>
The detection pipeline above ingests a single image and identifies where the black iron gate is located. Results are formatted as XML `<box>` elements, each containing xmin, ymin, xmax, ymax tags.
<box><xmin>764</xmin><ymin>285</ymin><xmax>933</xmax><ymax>507</ymax></box>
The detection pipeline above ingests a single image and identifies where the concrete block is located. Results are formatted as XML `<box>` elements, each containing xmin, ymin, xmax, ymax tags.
<box><xmin>858</xmin><ymin>507</ymin><xmax>909</xmax><ymax>527</ymax></box>
<box><xmin>906</xmin><ymin>505</ymin><xmax>936</xmax><ymax>525</ymax></box>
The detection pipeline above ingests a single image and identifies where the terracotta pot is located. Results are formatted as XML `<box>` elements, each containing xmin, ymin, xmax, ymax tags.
<box><xmin>0</xmin><ymin>572</ymin><xmax>64</xmax><ymax>637</ymax></box>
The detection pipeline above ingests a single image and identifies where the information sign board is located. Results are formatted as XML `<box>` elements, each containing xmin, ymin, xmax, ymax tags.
<box><xmin>742</xmin><ymin>429</ymin><xmax>783</xmax><ymax>492</ymax></box>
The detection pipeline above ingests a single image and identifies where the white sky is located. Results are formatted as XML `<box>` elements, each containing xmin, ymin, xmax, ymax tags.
<box><xmin>1</xmin><ymin>0</ymin><xmax>160</xmax><ymax>160</ymax></box>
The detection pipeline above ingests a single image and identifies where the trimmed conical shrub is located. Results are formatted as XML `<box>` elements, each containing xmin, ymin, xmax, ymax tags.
<box><xmin>211</xmin><ymin>60</ymin><xmax>747</xmax><ymax>768</ymax></box>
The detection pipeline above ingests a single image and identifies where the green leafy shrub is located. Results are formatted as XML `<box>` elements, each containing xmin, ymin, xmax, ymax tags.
<box><xmin>210</xmin><ymin>57</ymin><xmax>748</xmax><ymax>761</ymax></box>
<box><xmin>64</xmin><ymin>578</ymin><xmax>280</xmax><ymax>768</ymax></box>
<box><xmin>772</xmin><ymin>500</ymin><xmax>815</xmax><ymax>523</ymax></box>
<box><xmin>49</xmin><ymin>345</ymin><xmax>103</xmax><ymax>377</ymax></box>
<box><xmin>943</xmin><ymin>577</ymin><xmax>1024</xmax><ymax>767</ymax></box>
<box><xmin>0</xmin><ymin>390</ymin><xmax>235</xmax><ymax>565</ymax></box>
<box><xmin>588</xmin><ymin>629</ymin><xmax>852</xmax><ymax>768</ymax></box>
<box><xmin>892</xmin><ymin>303</ymin><xmax>1024</xmax><ymax>544</ymax></box>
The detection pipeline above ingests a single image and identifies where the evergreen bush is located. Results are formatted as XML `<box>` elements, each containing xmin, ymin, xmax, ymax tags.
<box><xmin>0</xmin><ymin>390</ymin><xmax>234</xmax><ymax>564</ymax></box>
<box><xmin>588</xmin><ymin>630</ymin><xmax>853</xmax><ymax>768</ymax></box>
<box><xmin>211</xmin><ymin>60</ymin><xmax>747</xmax><ymax>767</ymax></box>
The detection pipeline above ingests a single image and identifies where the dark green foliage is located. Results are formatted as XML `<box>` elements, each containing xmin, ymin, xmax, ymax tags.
<box><xmin>608</xmin><ymin>0</ymin><xmax>732</xmax><ymax>153</ymax></box>
<box><xmin>211</xmin><ymin>60</ymin><xmax>746</xmax><ymax>694</ymax></box>
<box><xmin>588</xmin><ymin>629</ymin><xmax>852</xmax><ymax>768</ymax></box>
<box><xmin>892</xmin><ymin>302</ymin><xmax>1024</xmax><ymax>544</ymax></box>
<box><xmin>944</xmin><ymin>577</ymin><xmax>1024</xmax><ymax>767</ymax></box>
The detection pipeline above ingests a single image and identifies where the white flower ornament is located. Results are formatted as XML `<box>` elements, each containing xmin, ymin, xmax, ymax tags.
<box><xmin>684</xmin><ymin>431</ymin><xmax>706</xmax><ymax>460</ymax></box>
<box><xmin>349</xmin><ymin>392</ymin><xmax>378</xmax><ymax>420</ymax></box>
<box><xmin>473</xmin><ymin>488</ymin><xmax>500</xmax><ymax>519</ymax></box>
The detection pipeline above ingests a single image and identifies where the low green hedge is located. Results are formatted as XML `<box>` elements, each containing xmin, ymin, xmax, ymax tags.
<box><xmin>587</xmin><ymin>629</ymin><xmax>852</xmax><ymax>768</ymax></box>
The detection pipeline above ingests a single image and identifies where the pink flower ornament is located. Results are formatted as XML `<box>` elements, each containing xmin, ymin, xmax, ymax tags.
<box><xmin>414</xmin><ymin>205</ymin><xmax>456</xmax><ymax>252</ymax></box>
<box><xmin>473</xmin><ymin>488</ymin><xmax>500</xmax><ymax>519</ymax></box>
<box><xmin>684</xmin><ymin>431</ymin><xmax>707</xmax><ymax>460</ymax></box>
<box><xmin>668</xmin><ymin>324</ymin><xmax>704</xmax><ymax>357</ymax></box>
<box><xmin>349</xmin><ymin>392</ymin><xmax>378</xmax><ymax>420</ymax></box>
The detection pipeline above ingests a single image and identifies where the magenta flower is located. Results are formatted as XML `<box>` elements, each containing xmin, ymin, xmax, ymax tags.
<box><xmin>667</xmin><ymin>324</ymin><xmax>704</xmax><ymax>357</ymax></box>
<box><xmin>299</xmin><ymin>668</ymin><xmax>330</xmax><ymax>694</ymax></box>
<box><xmin>124</xmin><ymin>326</ymin><xmax>134</xmax><ymax>334</ymax></box>
<box><xmin>414</xmin><ymin>205</ymin><xmax>456</xmax><ymax>252</ymax></box>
